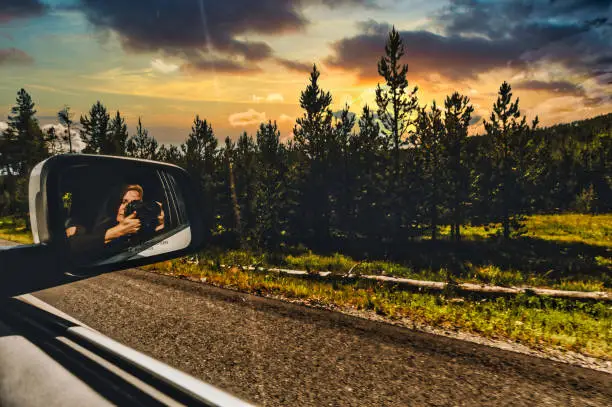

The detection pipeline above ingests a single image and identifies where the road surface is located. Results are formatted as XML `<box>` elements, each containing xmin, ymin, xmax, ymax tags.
<box><xmin>27</xmin><ymin>268</ymin><xmax>611</xmax><ymax>406</ymax></box>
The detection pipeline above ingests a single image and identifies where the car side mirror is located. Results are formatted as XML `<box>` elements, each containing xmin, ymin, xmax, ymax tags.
<box><xmin>28</xmin><ymin>154</ymin><xmax>204</xmax><ymax>274</ymax></box>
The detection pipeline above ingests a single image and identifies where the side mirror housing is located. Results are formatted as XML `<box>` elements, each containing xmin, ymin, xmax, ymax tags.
<box><xmin>28</xmin><ymin>154</ymin><xmax>204</xmax><ymax>274</ymax></box>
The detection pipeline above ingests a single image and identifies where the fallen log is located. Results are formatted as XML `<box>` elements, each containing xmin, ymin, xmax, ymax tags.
<box><xmin>220</xmin><ymin>264</ymin><xmax>611</xmax><ymax>302</ymax></box>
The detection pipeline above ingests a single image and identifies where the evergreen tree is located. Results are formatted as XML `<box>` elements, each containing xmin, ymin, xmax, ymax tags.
<box><xmin>80</xmin><ymin>101</ymin><xmax>110</xmax><ymax>154</ymax></box>
<box><xmin>375</xmin><ymin>27</ymin><xmax>419</xmax><ymax>246</ymax></box>
<box><xmin>181</xmin><ymin>115</ymin><xmax>218</xmax><ymax>237</ymax></box>
<box><xmin>255</xmin><ymin>120</ymin><xmax>289</xmax><ymax>249</ymax></box>
<box><xmin>412</xmin><ymin>102</ymin><xmax>445</xmax><ymax>240</ymax></box>
<box><xmin>220</xmin><ymin>136</ymin><xmax>242</xmax><ymax>246</ymax></box>
<box><xmin>2</xmin><ymin>89</ymin><xmax>48</xmax><ymax>219</ymax></box>
<box><xmin>348</xmin><ymin>105</ymin><xmax>387</xmax><ymax>244</ymax></box>
<box><xmin>483</xmin><ymin>82</ymin><xmax>535</xmax><ymax>239</ymax></box>
<box><xmin>157</xmin><ymin>144</ymin><xmax>182</xmax><ymax>165</ymax></box>
<box><xmin>233</xmin><ymin>131</ymin><xmax>258</xmax><ymax>246</ymax></box>
<box><xmin>443</xmin><ymin>92</ymin><xmax>473</xmax><ymax>241</ymax></box>
<box><xmin>126</xmin><ymin>117</ymin><xmax>158</xmax><ymax>159</ymax></box>
<box><xmin>45</xmin><ymin>126</ymin><xmax>63</xmax><ymax>155</ymax></box>
<box><xmin>375</xmin><ymin>26</ymin><xmax>418</xmax><ymax>178</ymax></box>
<box><xmin>5</xmin><ymin>88</ymin><xmax>48</xmax><ymax>176</ymax></box>
<box><xmin>293</xmin><ymin>64</ymin><xmax>335</xmax><ymax>249</ymax></box>
<box><xmin>332</xmin><ymin>104</ymin><xmax>355</xmax><ymax>240</ymax></box>
<box><xmin>108</xmin><ymin>111</ymin><xmax>129</xmax><ymax>156</ymax></box>
<box><xmin>57</xmin><ymin>105</ymin><xmax>74</xmax><ymax>153</ymax></box>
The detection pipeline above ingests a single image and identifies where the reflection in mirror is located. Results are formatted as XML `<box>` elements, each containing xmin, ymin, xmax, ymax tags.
<box><xmin>58</xmin><ymin>162</ymin><xmax>191</xmax><ymax>267</ymax></box>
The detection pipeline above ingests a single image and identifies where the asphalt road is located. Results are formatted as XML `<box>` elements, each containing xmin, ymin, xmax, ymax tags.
<box><xmin>24</xmin><ymin>267</ymin><xmax>610</xmax><ymax>407</ymax></box>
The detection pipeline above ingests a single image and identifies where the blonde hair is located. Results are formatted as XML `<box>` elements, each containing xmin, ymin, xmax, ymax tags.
<box><xmin>122</xmin><ymin>184</ymin><xmax>143</xmax><ymax>200</ymax></box>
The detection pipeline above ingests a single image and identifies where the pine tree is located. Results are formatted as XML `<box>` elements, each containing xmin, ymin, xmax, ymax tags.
<box><xmin>80</xmin><ymin>101</ymin><xmax>110</xmax><ymax>154</ymax></box>
<box><xmin>57</xmin><ymin>106</ymin><xmax>74</xmax><ymax>153</ymax></box>
<box><xmin>483</xmin><ymin>82</ymin><xmax>534</xmax><ymax>239</ymax></box>
<box><xmin>181</xmin><ymin>115</ymin><xmax>218</xmax><ymax>237</ymax></box>
<box><xmin>375</xmin><ymin>27</ymin><xmax>418</xmax><ymax>178</ymax></box>
<box><xmin>234</xmin><ymin>131</ymin><xmax>258</xmax><ymax>246</ymax></box>
<box><xmin>349</xmin><ymin>105</ymin><xmax>387</xmax><ymax>244</ymax></box>
<box><xmin>221</xmin><ymin>136</ymin><xmax>242</xmax><ymax>246</ymax></box>
<box><xmin>157</xmin><ymin>144</ymin><xmax>182</xmax><ymax>165</ymax></box>
<box><xmin>108</xmin><ymin>111</ymin><xmax>129</xmax><ymax>156</ymax></box>
<box><xmin>443</xmin><ymin>92</ymin><xmax>473</xmax><ymax>241</ymax></box>
<box><xmin>375</xmin><ymin>27</ymin><xmax>419</xmax><ymax>246</ymax></box>
<box><xmin>126</xmin><ymin>117</ymin><xmax>158</xmax><ymax>159</ymax></box>
<box><xmin>2</xmin><ymin>89</ymin><xmax>48</xmax><ymax>219</ymax></box>
<box><xmin>255</xmin><ymin>120</ymin><xmax>289</xmax><ymax>249</ymax></box>
<box><xmin>293</xmin><ymin>64</ymin><xmax>335</xmax><ymax>249</ymax></box>
<box><xmin>412</xmin><ymin>102</ymin><xmax>445</xmax><ymax>240</ymax></box>
<box><xmin>5</xmin><ymin>88</ymin><xmax>48</xmax><ymax>176</ymax></box>
<box><xmin>45</xmin><ymin>126</ymin><xmax>63</xmax><ymax>155</ymax></box>
<box><xmin>332</xmin><ymin>104</ymin><xmax>355</xmax><ymax>240</ymax></box>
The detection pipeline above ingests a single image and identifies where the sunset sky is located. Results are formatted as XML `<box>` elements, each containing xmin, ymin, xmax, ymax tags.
<box><xmin>0</xmin><ymin>0</ymin><xmax>610</xmax><ymax>147</ymax></box>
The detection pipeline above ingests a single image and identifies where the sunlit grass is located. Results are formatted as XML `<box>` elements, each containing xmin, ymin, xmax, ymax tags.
<box><xmin>525</xmin><ymin>214</ymin><xmax>612</xmax><ymax>247</ymax></box>
<box><xmin>203</xmin><ymin>214</ymin><xmax>611</xmax><ymax>291</ymax></box>
<box><xmin>146</xmin><ymin>261</ymin><xmax>612</xmax><ymax>360</ymax></box>
<box><xmin>436</xmin><ymin>214</ymin><xmax>612</xmax><ymax>247</ymax></box>
<box><xmin>0</xmin><ymin>216</ymin><xmax>33</xmax><ymax>244</ymax></box>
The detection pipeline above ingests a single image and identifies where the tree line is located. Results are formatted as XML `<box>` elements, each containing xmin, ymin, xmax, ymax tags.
<box><xmin>1</xmin><ymin>28</ymin><xmax>610</xmax><ymax>255</ymax></box>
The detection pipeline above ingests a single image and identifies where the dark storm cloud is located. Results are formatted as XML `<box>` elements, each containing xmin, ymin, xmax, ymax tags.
<box><xmin>326</xmin><ymin>27</ymin><xmax>526</xmax><ymax>80</ymax></box>
<box><xmin>436</xmin><ymin>0</ymin><xmax>612</xmax><ymax>82</ymax></box>
<box><xmin>181</xmin><ymin>57</ymin><xmax>261</xmax><ymax>74</ymax></box>
<box><xmin>0</xmin><ymin>0</ymin><xmax>46</xmax><ymax>22</ymax></box>
<box><xmin>76</xmin><ymin>0</ymin><xmax>378</xmax><ymax>70</ymax></box>
<box><xmin>514</xmin><ymin>80</ymin><xmax>586</xmax><ymax>96</ymax></box>
<box><xmin>326</xmin><ymin>0</ymin><xmax>611</xmax><ymax>89</ymax></box>
<box><xmin>276</xmin><ymin>58</ymin><xmax>313</xmax><ymax>73</ymax></box>
<box><xmin>0</xmin><ymin>48</ymin><xmax>34</xmax><ymax>65</ymax></box>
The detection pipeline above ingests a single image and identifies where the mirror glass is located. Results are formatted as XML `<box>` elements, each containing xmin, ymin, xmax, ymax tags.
<box><xmin>57</xmin><ymin>161</ymin><xmax>191</xmax><ymax>266</ymax></box>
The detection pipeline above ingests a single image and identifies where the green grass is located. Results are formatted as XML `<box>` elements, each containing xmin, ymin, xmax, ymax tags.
<box><xmin>0</xmin><ymin>216</ymin><xmax>33</xmax><ymax>244</ymax></box>
<box><xmin>525</xmin><ymin>214</ymin><xmax>612</xmax><ymax>247</ymax></box>
<box><xmin>436</xmin><ymin>214</ymin><xmax>612</xmax><ymax>247</ymax></box>
<box><xmin>146</xmin><ymin>260</ymin><xmax>612</xmax><ymax>360</ymax></box>
<box><xmin>201</xmin><ymin>214</ymin><xmax>611</xmax><ymax>291</ymax></box>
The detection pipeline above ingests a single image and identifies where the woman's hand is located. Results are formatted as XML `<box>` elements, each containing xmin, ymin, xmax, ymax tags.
<box><xmin>155</xmin><ymin>202</ymin><xmax>165</xmax><ymax>232</ymax></box>
<box><xmin>105</xmin><ymin>212</ymin><xmax>141</xmax><ymax>243</ymax></box>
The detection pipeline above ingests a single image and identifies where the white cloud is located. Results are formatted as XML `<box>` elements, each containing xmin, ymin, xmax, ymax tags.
<box><xmin>228</xmin><ymin>109</ymin><xmax>267</xmax><ymax>127</ymax></box>
<box><xmin>42</xmin><ymin>124</ymin><xmax>86</xmax><ymax>153</ymax></box>
<box><xmin>252</xmin><ymin>93</ymin><xmax>285</xmax><ymax>103</ymax></box>
<box><xmin>151</xmin><ymin>58</ymin><xmax>179</xmax><ymax>74</ymax></box>
<box><xmin>279</xmin><ymin>114</ymin><xmax>294</xmax><ymax>123</ymax></box>
<box><xmin>266</xmin><ymin>93</ymin><xmax>284</xmax><ymax>102</ymax></box>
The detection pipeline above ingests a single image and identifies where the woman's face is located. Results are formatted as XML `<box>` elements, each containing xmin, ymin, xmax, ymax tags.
<box><xmin>116</xmin><ymin>190</ymin><xmax>142</xmax><ymax>222</ymax></box>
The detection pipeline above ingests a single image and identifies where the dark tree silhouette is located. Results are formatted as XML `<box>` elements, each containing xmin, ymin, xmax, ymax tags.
<box><xmin>57</xmin><ymin>105</ymin><xmax>74</xmax><ymax>153</ymax></box>
<box><xmin>293</xmin><ymin>64</ymin><xmax>335</xmax><ymax>249</ymax></box>
<box><xmin>484</xmin><ymin>82</ymin><xmax>536</xmax><ymax>239</ymax></box>
<box><xmin>412</xmin><ymin>102</ymin><xmax>445</xmax><ymax>240</ymax></box>
<box><xmin>108</xmin><ymin>111</ymin><xmax>129</xmax><ymax>156</ymax></box>
<box><xmin>80</xmin><ymin>101</ymin><xmax>110</xmax><ymax>154</ymax></box>
<box><xmin>443</xmin><ymin>92</ymin><xmax>474</xmax><ymax>241</ymax></box>
<box><xmin>126</xmin><ymin>117</ymin><xmax>157</xmax><ymax>159</ymax></box>
<box><xmin>1</xmin><ymin>89</ymin><xmax>48</xmax><ymax>220</ymax></box>
<box><xmin>375</xmin><ymin>26</ymin><xmax>418</xmax><ymax>178</ymax></box>
<box><xmin>181</xmin><ymin>115</ymin><xmax>218</xmax><ymax>238</ymax></box>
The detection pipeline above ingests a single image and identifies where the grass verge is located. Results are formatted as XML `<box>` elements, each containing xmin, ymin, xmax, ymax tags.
<box><xmin>146</xmin><ymin>259</ymin><xmax>612</xmax><ymax>360</ymax></box>
<box><xmin>205</xmin><ymin>214</ymin><xmax>611</xmax><ymax>291</ymax></box>
<box><xmin>0</xmin><ymin>217</ymin><xmax>33</xmax><ymax>244</ymax></box>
